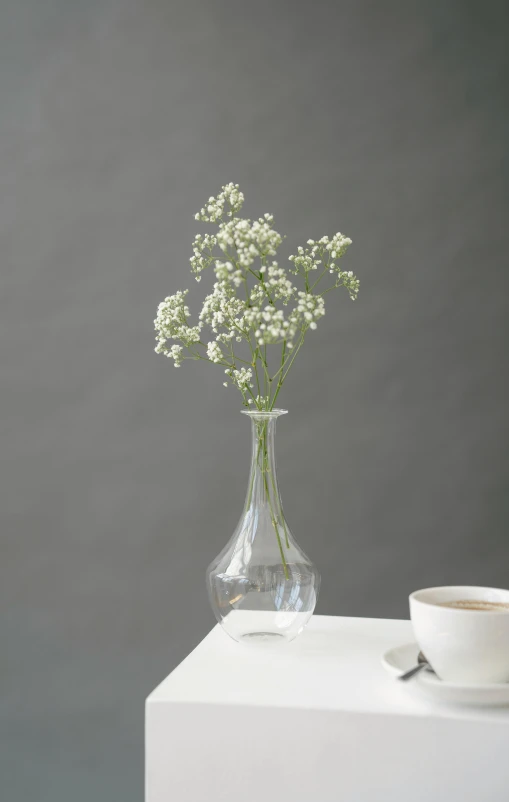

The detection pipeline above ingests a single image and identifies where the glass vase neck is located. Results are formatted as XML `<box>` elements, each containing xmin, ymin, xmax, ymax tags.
<box><xmin>243</xmin><ymin>407</ymin><xmax>288</xmax><ymax>571</ymax></box>
<box><xmin>241</xmin><ymin>409</ymin><xmax>288</xmax><ymax>487</ymax></box>
<box><xmin>241</xmin><ymin>408</ymin><xmax>288</xmax><ymax>421</ymax></box>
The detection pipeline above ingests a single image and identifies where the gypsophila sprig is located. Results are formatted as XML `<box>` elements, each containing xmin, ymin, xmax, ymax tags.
<box><xmin>195</xmin><ymin>183</ymin><xmax>244</xmax><ymax>223</ymax></box>
<box><xmin>190</xmin><ymin>233</ymin><xmax>217</xmax><ymax>281</ymax></box>
<box><xmin>154</xmin><ymin>290</ymin><xmax>201</xmax><ymax>354</ymax></box>
<box><xmin>154</xmin><ymin>183</ymin><xmax>358</xmax><ymax>410</ymax></box>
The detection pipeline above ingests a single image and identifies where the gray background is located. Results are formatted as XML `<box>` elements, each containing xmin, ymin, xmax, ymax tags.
<box><xmin>2</xmin><ymin>1</ymin><xmax>508</xmax><ymax>800</ymax></box>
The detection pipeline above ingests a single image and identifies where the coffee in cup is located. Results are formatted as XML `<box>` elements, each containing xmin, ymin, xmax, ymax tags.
<box><xmin>438</xmin><ymin>600</ymin><xmax>509</xmax><ymax>612</ymax></box>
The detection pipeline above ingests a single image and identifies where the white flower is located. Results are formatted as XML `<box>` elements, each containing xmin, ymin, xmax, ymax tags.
<box><xmin>154</xmin><ymin>290</ymin><xmax>201</xmax><ymax>353</ymax></box>
<box><xmin>265</xmin><ymin>262</ymin><xmax>295</xmax><ymax>304</ymax></box>
<box><xmin>285</xmin><ymin>292</ymin><xmax>325</xmax><ymax>344</ymax></box>
<box><xmin>199</xmin><ymin>280</ymin><xmax>246</xmax><ymax>335</ymax></box>
<box><xmin>207</xmin><ymin>341</ymin><xmax>223</xmax><ymax>363</ymax></box>
<box><xmin>158</xmin><ymin>344</ymin><xmax>184</xmax><ymax>366</ymax></box>
<box><xmin>289</xmin><ymin>232</ymin><xmax>352</xmax><ymax>280</ymax></box>
<box><xmin>195</xmin><ymin>183</ymin><xmax>244</xmax><ymax>222</ymax></box>
<box><xmin>335</xmin><ymin>268</ymin><xmax>360</xmax><ymax>300</ymax></box>
<box><xmin>326</xmin><ymin>232</ymin><xmax>352</xmax><ymax>259</ymax></box>
<box><xmin>224</xmin><ymin>367</ymin><xmax>253</xmax><ymax>391</ymax></box>
<box><xmin>244</xmin><ymin>304</ymin><xmax>288</xmax><ymax>346</ymax></box>
<box><xmin>216</xmin><ymin>217</ymin><xmax>282</xmax><ymax>269</ymax></box>
<box><xmin>288</xmin><ymin>249</ymin><xmax>321</xmax><ymax>274</ymax></box>
<box><xmin>190</xmin><ymin>232</ymin><xmax>217</xmax><ymax>278</ymax></box>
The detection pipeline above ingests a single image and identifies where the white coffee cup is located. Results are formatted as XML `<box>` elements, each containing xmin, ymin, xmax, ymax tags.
<box><xmin>410</xmin><ymin>586</ymin><xmax>509</xmax><ymax>684</ymax></box>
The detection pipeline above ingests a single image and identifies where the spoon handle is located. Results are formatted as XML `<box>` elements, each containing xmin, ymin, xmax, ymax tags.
<box><xmin>398</xmin><ymin>662</ymin><xmax>428</xmax><ymax>681</ymax></box>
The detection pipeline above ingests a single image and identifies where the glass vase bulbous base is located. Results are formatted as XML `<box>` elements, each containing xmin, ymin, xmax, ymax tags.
<box><xmin>206</xmin><ymin>410</ymin><xmax>320</xmax><ymax>644</ymax></box>
<box><xmin>216</xmin><ymin>609</ymin><xmax>316</xmax><ymax>645</ymax></box>
<box><xmin>209</xmin><ymin>564</ymin><xmax>319</xmax><ymax>644</ymax></box>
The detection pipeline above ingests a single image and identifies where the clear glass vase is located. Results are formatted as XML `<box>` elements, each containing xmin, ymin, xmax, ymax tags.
<box><xmin>206</xmin><ymin>409</ymin><xmax>320</xmax><ymax>643</ymax></box>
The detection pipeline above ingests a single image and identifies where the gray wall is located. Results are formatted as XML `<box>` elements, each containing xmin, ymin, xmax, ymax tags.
<box><xmin>2</xmin><ymin>1</ymin><xmax>508</xmax><ymax>800</ymax></box>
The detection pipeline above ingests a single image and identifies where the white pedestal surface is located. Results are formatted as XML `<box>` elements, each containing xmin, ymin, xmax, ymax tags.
<box><xmin>145</xmin><ymin>615</ymin><xmax>509</xmax><ymax>802</ymax></box>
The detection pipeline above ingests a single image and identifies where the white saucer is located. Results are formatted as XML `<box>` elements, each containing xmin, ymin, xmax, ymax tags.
<box><xmin>382</xmin><ymin>642</ymin><xmax>509</xmax><ymax>707</ymax></box>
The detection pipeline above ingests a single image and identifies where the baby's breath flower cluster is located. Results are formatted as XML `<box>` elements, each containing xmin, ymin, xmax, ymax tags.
<box><xmin>199</xmin><ymin>280</ymin><xmax>245</xmax><ymax>334</ymax></box>
<box><xmin>224</xmin><ymin>367</ymin><xmax>253</xmax><ymax>392</ymax></box>
<box><xmin>217</xmin><ymin>215</ymin><xmax>282</xmax><ymax>268</ymax></box>
<box><xmin>154</xmin><ymin>183</ymin><xmax>359</xmax><ymax>410</ymax></box>
<box><xmin>206</xmin><ymin>341</ymin><xmax>223</xmax><ymax>363</ymax></box>
<box><xmin>190</xmin><ymin>233</ymin><xmax>217</xmax><ymax>281</ymax></box>
<box><xmin>289</xmin><ymin>234</ymin><xmax>359</xmax><ymax>300</ymax></box>
<box><xmin>154</xmin><ymin>290</ymin><xmax>201</xmax><ymax>354</ymax></box>
<box><xmin>195</xmin><ymin>183</ymin><xmax>244</xmax><ymax>223</ymax></box>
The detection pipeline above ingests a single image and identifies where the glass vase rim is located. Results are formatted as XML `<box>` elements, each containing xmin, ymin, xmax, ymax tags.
<box><xmin>240</xmin><ymin>408</ymin><xmax>288</xmax><ymax>419</ymax></box>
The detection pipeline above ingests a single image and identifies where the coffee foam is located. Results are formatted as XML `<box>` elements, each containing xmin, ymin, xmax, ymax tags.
<box><xmin>439</xmin><ymin>599</ymin><xmax>509</xmax><ymax>612</ymax></box>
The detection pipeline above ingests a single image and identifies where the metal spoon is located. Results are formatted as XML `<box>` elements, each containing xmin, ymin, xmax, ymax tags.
<box><xmin>398</xmin><ymin>651</ymin><xmax>433</xmax><ymax>681</ymax></box>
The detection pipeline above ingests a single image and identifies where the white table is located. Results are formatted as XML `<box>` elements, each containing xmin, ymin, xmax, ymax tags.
<box><xmin>145</xmin><ymin>615</ymin><xmax>509</xmax><ymax>802</ymax></box>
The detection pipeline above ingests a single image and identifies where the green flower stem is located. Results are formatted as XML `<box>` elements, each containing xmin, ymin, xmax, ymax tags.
<box><xmin>244</xmin><ymin>421</ymin><xmax>290</xmax><ymax>578</ymax></box>
<box><xmin>280</xmin><ymin>333</ymin><xmax>306</xmax><ymax>384</ymax></box>
<box><xmin>267</xmin><ymin>490</ymin><xmax>289</xmax><ymax>579</ymax></box>
<box><xmin>309</xmin><ymin>265</ymin><xmax>330</xmax><ymax>291</ymax></box>
<box><xmin>261</xmin><ymin>424</ymin><xmax>289</xmax><ymax>579</ymax></box>
<box><xmin>227</xmin><ymin>355</ymin><xmax>254</xmax><ymax>366</ymax></box>
<box><xmin>269</xmin><ymin>340</ymin><xmax>287</xmax><ymax>408</ymax></box>
<box><xmin>269</xmin><ymin>346</ymin><xmax>297</xmax><ymax>384</ymax></box>
<box><xmin>247</xmin><ymin>267</ymin><xmax>275</xmax><ymax>306</ymax></box>
<box><xmin>245</xmin><ymin>384</ymin><xmax>258</xmax><ymax>405</ymax></box>
<box><xmin>262</xmin><ymin>346</ymin><xmax>269</xmax><ymax>401</ymax></box>
<box><xmin>269</xmin><ymin>333</ymin><xmax>305</xmax><ymax>408</ymax></box>
<box><xmin>268</xmin><ymin>460</ymin><xmax>290</xmax><ymax>549</ymax></box>
<box><xmin>252</xmin><ymin>346</ymin><xmax>261</xmax><ymax>398</ymax></box>
<box><xmin>245</xmin><ymin>432</ymin><xmax>263</xmax><ymax>510</ymax></box>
